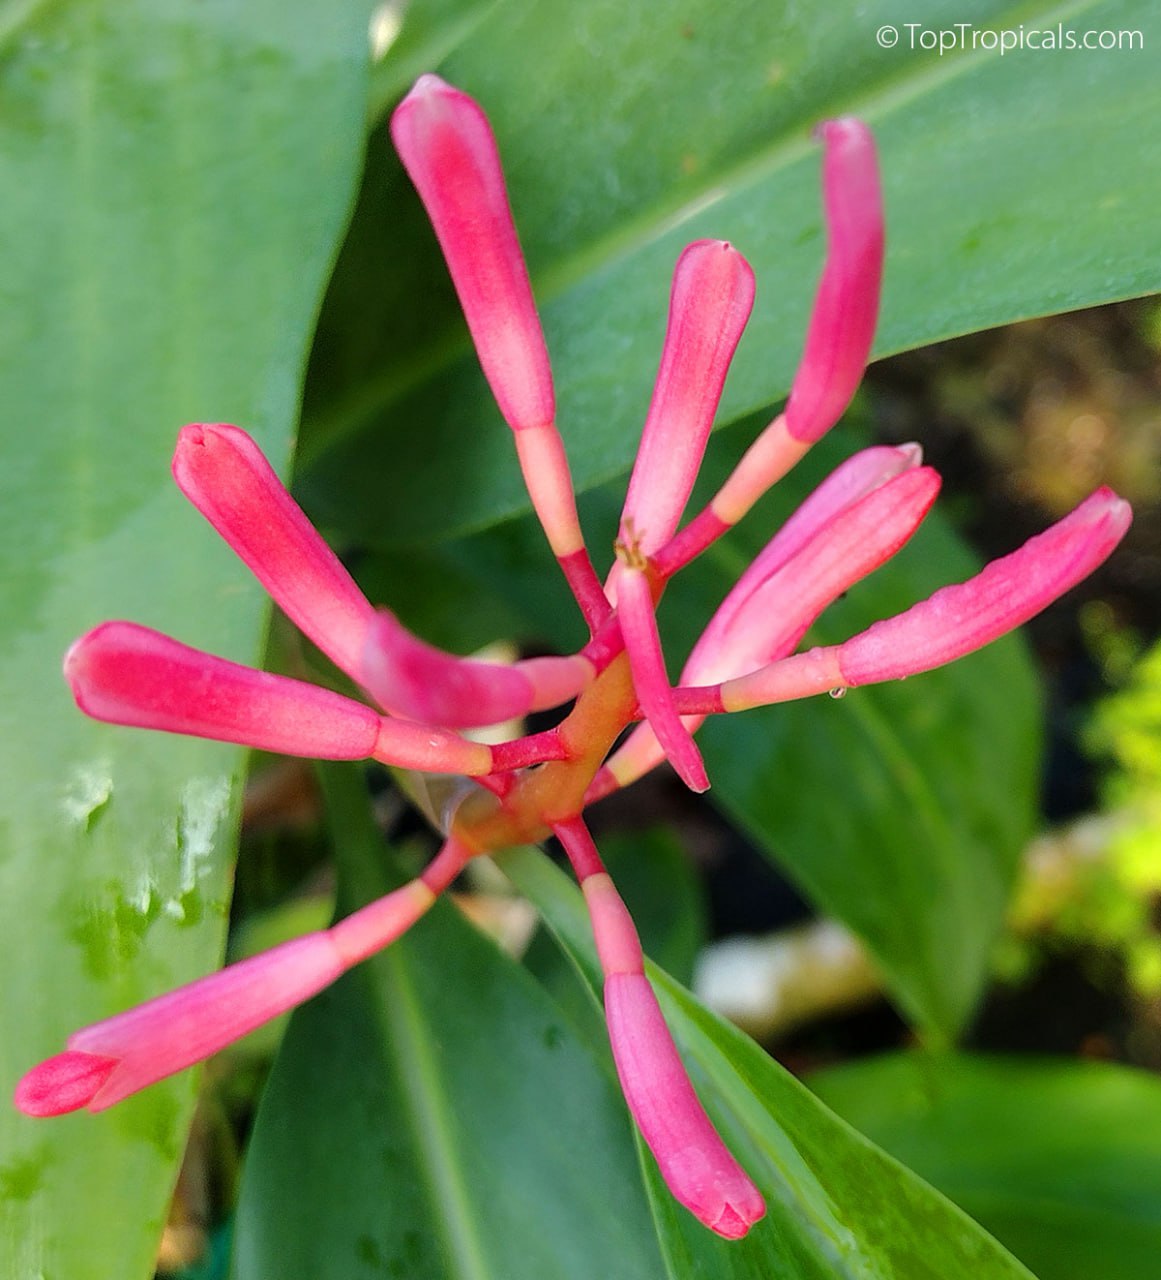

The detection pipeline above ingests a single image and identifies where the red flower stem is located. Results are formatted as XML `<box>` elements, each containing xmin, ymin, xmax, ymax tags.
<box><xmin>559</xmin><ymin>549</ymin><xmax>613</xmax><ymax>632</ymax></box>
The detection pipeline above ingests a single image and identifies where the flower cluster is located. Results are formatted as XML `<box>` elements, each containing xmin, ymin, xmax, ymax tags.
<box><xmin>16</xmin><ymin>75</ymin><xmax>1130</xmax><ymax>1241</ymax></box>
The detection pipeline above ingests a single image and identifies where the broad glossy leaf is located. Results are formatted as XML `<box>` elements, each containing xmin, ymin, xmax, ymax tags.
<box><xmin>811</xmin><ymin>1052</ymin><xmax>1161</xmax><ymax>1280</ymax></box>
<box><xmin>502</xmin><ymin>845</ymin><xmax>1036</xmax><ymax>1279</ymax></box>
<box><xmin>0</xmin><ymin>2</ymin><xmax>373</xmax><ymax>1274</ymax></box>
<box><xmin>297</xmin><ymin>0</ymin><xmax>1160</xmax><ymax>546</ymax></box>
<box><xmin>234</xmin><ymin>765</ymin><xmax>664</xmax><ymax>1280</ymax></box>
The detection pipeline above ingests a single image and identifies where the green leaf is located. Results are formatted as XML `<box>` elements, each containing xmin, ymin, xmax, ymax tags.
<box><xmin>234</xmin><ymin>765</ymin><xmax>664</xmax><ymax>1280</ymax></box>
<box><xmin>811</xmin><ymin>1052</ymin><xmax>1161</xmax><ymax>1280</ymax></box>
<box><xmin>502</xmin><ymin>845</ymin><xmax>1037</xmax><ymax>1279</ymax></box>
<box><xmin>0</xmin><ymin>2</ymin><xmax>373</xmax><ymax>1274</ymax></box>
<box><xmin>297</xmin><ymin>0</ymin><xmax>1161</xmax><ymax>546</ymax></box>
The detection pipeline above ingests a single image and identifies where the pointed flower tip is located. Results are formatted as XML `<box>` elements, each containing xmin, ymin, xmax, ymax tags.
<box><xmin>402</xmin><ymin>71</ymin><xmax>454</xmax><ymax>104</ymax></box>
<box><xmin>15</xmin><ymin>1050</ymin><xmax>118</xmax><ymax>1117</ymax></box>
<box><xmin>815</xmin><ymin>118</ymin><xmax>881</xmax><ymax>216</ymax></box>
<box><xmin>1087</xmin><ymin>484</ymin><xmax>1133</xmax><ymax>534</ymax></box>
<box><xmin>171</xmin><ymin>422</ymin><xmax>260</xmax><ymax>493</ymax></box>
<box><xmin>814</xmin><ymin>114</ymin><xmax>875</xmax><ymax>151</ymax></box>
<box><xmin>174</xmin><ymin>419</ymin><xmax>227</xmax><ymax>451</ymax></box>
<box><xmin>710</xmin><ymin>1195</ymin><xmax>766</xmax><ymax>1240</ymax></box>
<box><xmin>605</xmin><ymin>972</ymin><xmax>764</xmax><ymax>1237</ymax></box>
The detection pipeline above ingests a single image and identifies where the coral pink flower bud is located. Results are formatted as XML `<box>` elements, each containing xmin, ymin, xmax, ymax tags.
<box><xmin>15</xmin><ymin>845</ymin><xmax>468</xmax><ymax>1116</ymax></box>
<box><xmin>16</xmin><ymin>933</ymin><xmax>347</xmax><ymax>1114</ymax></box>
<box><xmin>66</xmin><ymin>622</ymin><xmax>388</xmax><ymax>759</ymax></box>
<box><xmin>360</xmin><ymin>610</ymin><xmax>588</xmax><ymax>727</ymax></box>
<box><xmin>837</xmin><ymin>487</ymin><xmax>1131</xmax><ymax>685</ymax></box>
<box><xmin>605</xmin><ymin>973</ymin><xmax>765</xmax><ymax>1239</ymax></box>
<box><xmin>65</xmin><ymin>622</ymin><xmax>494</xmax><ymax>775</ymax></box>
<box><xmin>392</xmin><ymin>76</ymin><xmax>605</xmax><ymax>622</ymax></box>
<box><xmin>784</xmin><ymin>118</ymin><xmax>883</xmax><ymax>444</ymax></box>
<box><xmin>715</xmin><ymin>488</ymin><xmax>1133</xmax><ymax>714</ymax></box>
<box><xmin>172</xmin><ymin>424</ymin><xmax>377</xmax><ymax>680</ymax></box>
<box><xmin>621</xmin><ymin>240</ymin><xmax>756</xmax><ymax>557</ymax></box>
<box><xmin>726</xmin><ymin>443</ymin><xmax>923</xmax><ymax>616</ymax></box>
<box><xmin>565</xmin><ymin>852</ymin><xmax>765</xmax><ymax>1240</ymax></box>
<box><xmin>607</xmin><ymin>460</ymin><xmax>936</xmax><ymax>789</ymax></box>
<box><xmin>391</xmin><ymin>74</ymin><xmax>553</xmax><ymax>434</ymax></box>
<box><xmin>14</xmin><ymin>1051</ymin><xmax>118</xmax><ymax>1117</ymax></box>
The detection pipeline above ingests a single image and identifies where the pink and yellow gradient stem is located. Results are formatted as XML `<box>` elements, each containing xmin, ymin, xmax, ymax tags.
<box><xmin>15</xmin><ymin>837</ymin><xmax>472</xmax><ymax>1116</ymax></box>
<box><xmin>553</xmin><ymin>818</ymin><xmax>765</xmax><ymax>1239</ymax></box>
<box><xmin>512</xmin><ymin>426</ymin><xmax>611</xmax><ymax>632</ymax></box>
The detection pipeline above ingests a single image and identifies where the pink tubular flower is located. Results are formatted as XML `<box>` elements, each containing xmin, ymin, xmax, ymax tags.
<box><xmin>835</xmin><ymin>486</ymin><xmax>1131</xmax><ymax>684</ymax></box>
<box><xmin>65</xmin><ymin>621</ymin><xmax>495</xmax><ymax>776</ymax></box>
<box><xmin>682</xmin><ymin>487</ymin><xmax>1134</xmax><ymax>717</ymax></box>
<box><xmin>604</xmin><ymin>452</ymin><xmax>938</xmax><ymax>791</ymax></box>
<box><xmin>392</xmin><ymin>73</ymin><xmax>605</xmax><ymax>626</ymax></box>
<box><xmin>655</xmin><ymin>117</ymin><xmax>883</xmax><ymax>578</ymax></box>
<box><xmin>561</xmin><ymin>822</ymin><xmax>764</xmax><ymax>1236</ymax></box>
<box><xmin>783</xmin><ymin>118</ymin><xmax>883</xmax><ymax>444</ymax></box>
<box><xmin>17</xmin><ymin>844</ymin><xmax>465</xmax><ymax>1115</ymax></box>
<box><xmin>620</xmin><ymin>240</ymin><xmax>756</xmax><ymax>558</ymax></box>
<box><xmin>18</xmin><ymin>77</ymin><xmax>1133</xmax><ymax>1247</ymax></box>
<box><xmin>612</xmin><ymin>240</ymin><xmax>754</xmax><ymax>788</ymax></box>
<box><xmin>604</xmin><ymin>973</ymin><xmax>765</xmax><ymax>1238</ymax></box>
<box><xmin>390</xmin><ymin>75</ymin><xmax>553</xmax><ymax>434</ymax></box>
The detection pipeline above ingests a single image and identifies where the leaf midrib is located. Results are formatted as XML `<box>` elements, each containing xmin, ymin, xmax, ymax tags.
<box><xmin>372</xmin><ymin>942</ymin><xmax>493</xmax><ymax>1280</ymax></box>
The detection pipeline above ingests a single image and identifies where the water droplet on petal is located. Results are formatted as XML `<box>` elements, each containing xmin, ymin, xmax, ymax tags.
<box><xmin>828</xmin><ymin>686</ymin><xmax>847</xmax><ymax>700</ymax></box>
